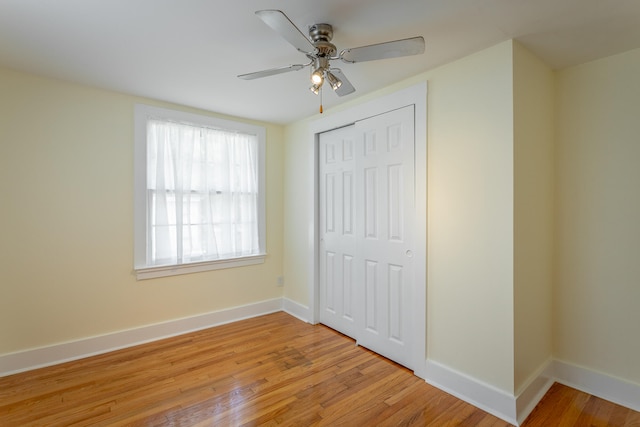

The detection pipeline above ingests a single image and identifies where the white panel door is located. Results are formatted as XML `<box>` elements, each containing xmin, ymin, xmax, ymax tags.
<box><xmin>354</xmin><ymin>106</ymin><xmax>415</xmax><ymax>368</ymax></box>
<box><xmin>319</xmin><ymin>106</ymin><xmax>415</xmax><ymax>369</ymax></box>
<box><xmin>319</xmin><ymin>125</ymin><xmax>357</xmax><ymax>338</ymax></box>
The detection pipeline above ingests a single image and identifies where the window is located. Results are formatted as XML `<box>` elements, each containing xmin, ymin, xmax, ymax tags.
<box><xmin>134</xmin><ymin>104</ymin><xmax>266</xmax><ymax>279</ymax></box>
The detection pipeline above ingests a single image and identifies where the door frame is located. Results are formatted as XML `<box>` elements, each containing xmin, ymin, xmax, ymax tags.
<box><xmin>306</xmin><ymin>82</ymin><xmax>427</xmax><ymax>378</ymax></box>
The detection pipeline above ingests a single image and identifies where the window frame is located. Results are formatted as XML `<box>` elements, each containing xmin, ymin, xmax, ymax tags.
<box><xmin>134</xmin><ymin>104</ymin><xmax>266</xmax><ymax>280</ymax></box>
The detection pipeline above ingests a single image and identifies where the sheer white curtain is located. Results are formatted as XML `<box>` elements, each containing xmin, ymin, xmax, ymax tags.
<box><xmin>147</xmin><ymin>119</ymin><xmax>259</xmax><ymax>266</ymax></box>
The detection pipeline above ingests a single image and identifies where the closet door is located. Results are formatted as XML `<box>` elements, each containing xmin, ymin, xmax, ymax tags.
<box><xmin>354</xmin><ymin>106</ymin><xmax>415</xmax><ymax>368</ymax></box>
<box><xmin>319</xmin><ymin>125</ymin><xmax>357</xmax><ymax>338</ymax></box>
<box><xmin>319</xmin><ymin>105</ymin><xmax>415</xmax><ymax>369</ymax></box>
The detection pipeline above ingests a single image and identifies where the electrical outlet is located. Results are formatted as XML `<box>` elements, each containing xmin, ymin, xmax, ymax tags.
<box><xmin>276</xmin><ymin>276</ymin><xmax>284</xmax><ymax>287</ymax></box>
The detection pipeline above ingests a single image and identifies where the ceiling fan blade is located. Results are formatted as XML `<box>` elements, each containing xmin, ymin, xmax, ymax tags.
<box><xmin>329</xmin><ymin>69</ymin><xmax>356</xmax><ymax>96</ymax></box>
<box><xmin>340</xmin><ymin>36</ymin><xmax>425</xmax><ymax>63</ymax></box>
<box><xmin>256</xmin><ymin>10</ymin><xmax>315</xmax><ymax>54</ymax></box>
<box><xmin>238</xmin><ymin>64</ymin><xmax>307</xmax><ymax>80</ymax></box>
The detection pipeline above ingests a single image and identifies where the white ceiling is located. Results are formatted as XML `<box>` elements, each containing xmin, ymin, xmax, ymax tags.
<box><xmin>1</xmin><ymin>0</ymin><xmax>639</xmax><ymax>124</ymax></box>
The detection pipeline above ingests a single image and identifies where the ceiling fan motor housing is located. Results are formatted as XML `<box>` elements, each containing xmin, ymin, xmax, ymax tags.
<box><xmin>309</xmin><ymin>23</ymin><xmax>333</xmax><ymax>42</ymax></box>
<box><xmin>310</xmin><ymin>24</ymin><xmax>337</xmax><ymax>57</ymax></box>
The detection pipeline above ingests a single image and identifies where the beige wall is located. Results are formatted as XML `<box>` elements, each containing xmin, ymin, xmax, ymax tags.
<box><xmin>513</xmin><ymin>42</ymin><xmax>555</xmax><ymax>393</ymax></box>
<box><xmin>284</xmin><ymin>41</ymin><xmax>518</xmax><ymax>393</ymax></box>
<box><xmin>425</xmin><ymin>42</ymin><xmax>515</xmax><ymax>393</ymax></box>
<box><xmin>0</xmin><ymin>68</ymin><xmax>285</xmax><ymax>355</ymax></box>
<box><xmin>554</xmin><ymin>48</ymin><xmax>640</xmax><ymax>385</ymax></box>
<box><xmin>282</xmin><ymin>121</ymin><xmax>313</xmax><ymax>306</ymax></box>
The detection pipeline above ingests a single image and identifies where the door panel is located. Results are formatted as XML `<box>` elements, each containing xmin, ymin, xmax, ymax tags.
<box><xmin>319</xmin><ymin>125</ymin><xmax>357</xmax><ymax>337</ymax></box>
<box><xmin>354</xmin><ymin>106</ymin><xmax>415</xmax><ymax>368</ymax></box>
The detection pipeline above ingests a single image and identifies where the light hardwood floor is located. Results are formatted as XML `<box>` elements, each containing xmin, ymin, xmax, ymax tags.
<box><xmin>1</xmin><ymin>312</ymin><xmax>638</xmax><ymax>426</ymax></box>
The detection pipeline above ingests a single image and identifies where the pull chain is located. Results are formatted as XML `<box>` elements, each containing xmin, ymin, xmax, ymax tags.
<box><xmin>319</xmin><ymin>86</ymin><xmax>323</xmax><ymax>114</ymax></box>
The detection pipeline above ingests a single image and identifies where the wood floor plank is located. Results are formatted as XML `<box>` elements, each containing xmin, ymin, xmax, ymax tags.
<box><xmin>1</xmin><ymin>312</ymin><xmax>638</xmax><ymax>426</ymax></box>
<box><xmin>625</xmin><ymin>409</ymin><xmax>640</xmax><ymax>427</ymax></box>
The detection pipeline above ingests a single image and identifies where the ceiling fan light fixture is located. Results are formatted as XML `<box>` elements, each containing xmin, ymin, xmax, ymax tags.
<box><xmin>309</xmin><ymin>83</ymin><xmax>321</xmax><ymax>95</ymax></box>
<box><xmin>326</xmin><ymin>71</ymin><xmax>342</xmax><ymax>90</ymax></box>
<box><xmin>311</xmin><ymin>68</ymin><xmax>324</xmax><ymax>85</ymax></box>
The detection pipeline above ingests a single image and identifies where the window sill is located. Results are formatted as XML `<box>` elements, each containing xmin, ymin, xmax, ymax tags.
<box><xmin>135</xmin><ymin>254</ymin><xmax>266</xmax><ymax>280</ymax></box>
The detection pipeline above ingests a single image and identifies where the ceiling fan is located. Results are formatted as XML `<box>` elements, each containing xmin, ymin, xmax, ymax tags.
<box><xmin>238</xmin><ymin>10</ymin><xmax>425</xmax><ymax>99</ymax></box>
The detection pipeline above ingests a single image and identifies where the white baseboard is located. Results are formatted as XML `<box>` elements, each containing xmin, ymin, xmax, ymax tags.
<box><xmin>282</xmin><ymin>298</ymin><xmax>311</xmax><ymax>323</ymax></box>
<box><xmin>515</xmin><ymin>359</ymin><xmax>555</xmax><ymax>425</ymax></box>
<box><xmin>425</xmin><ymin>357</ymin><xmax>640</xmax><ymax>426</ymax></box>
<box><xmin>425</xmin><ymin>359</ymin><xmax>518</xmax><ymax>425</ymax></box>
<box><xmin>0</xmin><ymin>298</ymin><xmax>283</xmax><ymax>377</ymax></box>
<box><xmin>553</xmin><ymin>359</ymin><xmax>640</xmax><ymax>413</ymax></box>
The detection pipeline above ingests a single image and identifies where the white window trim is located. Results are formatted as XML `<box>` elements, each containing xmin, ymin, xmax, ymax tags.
<box><xmin>134</xmin><ymin>104</ymin><xmax>266</xmax><ymax>280</ymax></box>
